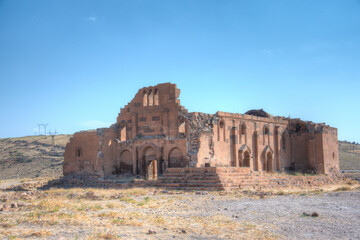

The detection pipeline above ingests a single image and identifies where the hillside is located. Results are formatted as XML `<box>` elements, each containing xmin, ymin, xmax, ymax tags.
<box><xmin>0</xmin><ymin>135</ymin><xmax>71</xmax><ymax>180</ymax></box>
<box><xmin>339</xmin><ymin>141</ymin><xmax>360</xmax><ymax>170</ymax></box>
<box><xmin>0</xmin><ymin>136</ymin><xmax>359</xmax><ymax>180</ymax></box>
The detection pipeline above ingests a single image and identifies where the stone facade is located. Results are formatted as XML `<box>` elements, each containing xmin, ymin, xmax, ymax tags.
<box><xmin>63</xmin><ymin>83</ymin><xmax>340</xmax><ymax>180</ymax></box>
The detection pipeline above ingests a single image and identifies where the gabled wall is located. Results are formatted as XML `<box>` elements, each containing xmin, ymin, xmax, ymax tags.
<box><xmin>116</xmin><ymin>83</ymin><xmax>185</xmax><ymax>140</ymax></box>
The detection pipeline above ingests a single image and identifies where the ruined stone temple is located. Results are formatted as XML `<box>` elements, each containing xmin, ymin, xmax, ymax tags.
<box><xmin>63</xmin><ymin>83</ymin><xmax>340</xmax><ymax>181</ymax></box>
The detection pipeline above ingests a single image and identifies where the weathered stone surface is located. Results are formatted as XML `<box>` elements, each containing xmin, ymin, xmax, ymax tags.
<box><xmin>63</xmin><ymin>83</ymin><xmax>340</xmax><ymax>188</ymax></box>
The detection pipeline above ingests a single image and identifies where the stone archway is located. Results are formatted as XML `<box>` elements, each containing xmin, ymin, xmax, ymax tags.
<box><xmin>266</xmin><ymin>152</ymin><xmax>273</xmax><ymax>172</ymax></box>
<box><xmin>168</xmin><ymin>147</ymin><xmax>183</xmax><ymax>168</ymax></box>
<box><xmin>120</xmin><ymin>150</ymin><xmax>133</xmax><ymax>174</ymax></box>
<box><xmin>238</xmin><ymin>150</ymin><xmax>251</xmax><ymax>167</ymax></box>
<box><xmin>238</xmin><ymin>144</ymin><xmax>251</xmax><ymax>168</ymax></box>
<box><xmin>261</xmin><ymin>146</ymin><xmax>273</xmax><ymax>172</ymax></box>
<box><xmin>143</xmin><ymin>146</ymin><xmax>157</xmax><ymax>180</ymax></box>
<box><xmin>243</xmin><ymin>151</ymin><xmax>250</xmax><ymax>167</ymax></box>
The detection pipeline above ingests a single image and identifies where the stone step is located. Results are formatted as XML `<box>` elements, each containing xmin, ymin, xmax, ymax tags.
<box><xmin>161</xmin><ymin>174</ymin><xmax>220</xmax><ymax>179</ymax></box>
<box><xmin>163</xmin><ymin>172</ymin><xmax>252</xmax><ymax>176</ymax></box>
<box><xmin>157</xmin><ymin>186</ymin><xmax>225</xmax><ymax>191</ymax></box>
<box><xmin>154</xmin><ymin>182</ymin><xmax>224</xmax><ymax>188</ymax></box>
<box><xmin>158</xmin><ymin>180</ymin><xmax>222</xmax><ymax>184</ymax></box>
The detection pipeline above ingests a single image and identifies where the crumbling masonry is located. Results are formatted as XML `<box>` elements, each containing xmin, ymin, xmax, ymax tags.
<box><xmin>63</xmin><ymin>83</ymin><xmax>340</xmax><ymax>183</ymax></box>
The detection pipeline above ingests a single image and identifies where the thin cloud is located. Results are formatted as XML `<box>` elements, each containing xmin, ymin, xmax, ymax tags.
<box><xmin>79</xmin><ymin>120</ymin><xmax>111</xmax><ymax>129</ymax></box>
<box><xmin>260</xmin><ymin>49</ymin><xmax>273</xmax><ymax>54</ymax></box>
<box><xmin>88</xmin><ymin>16</ymin><xmax>96</xmax><ymax>21</ymax></box>
<box><xmin>260</xmin><ymin>49</ymin><xmax>283</xmax><ymax>55</ymax></box>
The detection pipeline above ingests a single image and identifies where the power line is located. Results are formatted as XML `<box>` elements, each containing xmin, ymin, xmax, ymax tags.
<box><xmin>43</xmin><ymin>124</ymin><xmax>48</xmax><ymax>136</ymax></box>
<box><xmin>48</xmin><ymin>129</ymin><xmax>58</xmax><ymax>151</ymax></box>
<box><xmin>37</xmin><ymin>123</ymin><xmax>49</xmax><ymax>135</ymax></box>
<box><xmin>37</xmin><ymin>123</ymin><xmax>42</xmax><ymax>135</ymax></box>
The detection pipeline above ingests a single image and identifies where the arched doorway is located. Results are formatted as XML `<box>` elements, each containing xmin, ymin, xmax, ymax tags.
<box><xmin>168</xmin><ymin>148</ymin><xmax>183</xmax><ymax>168</ymax></box>
<box><xmin>238</xmin><ymin>150</ymin><xmax>251</xmax><ymax>167</ymax></box>
<box><xmin>261</xmin><ymin>146</ymin><xmax>273</xmax><ymax>172</ymax></box>
<box><xmin>143</xmin><ymin>146</ymin><xmax>157</xmax><ymax>180</ymax></box>
<box><xmin>267</xmin><ymin>152</ymin><xmax>273</xmax><ymax>172</ymax></box>
<box><xmin>262</xmin><ymin>152</ymin><xmax>273</xmax><ymax>172</ymax></box>
<box><xmin>243</xmin><ymin>151</ymin><xmax>250</xmax><ymax>167</ymax></box>
<box><xmin>120</xmin><ymin>150</ymin><xmax>133</xmax><ymax>174</ymax></box>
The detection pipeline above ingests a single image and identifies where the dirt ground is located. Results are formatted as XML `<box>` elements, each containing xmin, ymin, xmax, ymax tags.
<box><xmin>1</xmin><ymin>136</ymin><xmax>359</xmax><ymax>239</ymax></box>
<box><xmin>0</xmin><ymin>183</ymin><xmax>359</xmax><ymax>240</ymax></box>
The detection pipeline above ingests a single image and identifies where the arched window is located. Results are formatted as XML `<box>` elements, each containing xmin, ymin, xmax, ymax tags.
<box><xmin>154</xmin><ymin>89</ymin><xmax>159</xmax><ymax>105</ymax></box>
<box><xmin>179</xmin><ymin>121</ymin><xmax>185</xmax><ymax>138</ymax></box>
<box><xmin>76</xmin><ymin>147</ymin><xmax>82</xmax><ymax>157</ymax></box>
<box><xmin>220</xmin><ymin>120</ymin><xmax>225</xmax><ymax>128</ymax></box>
<box><xmin>120</xmin><ymin>127</ymin><xmax>126</xmax><ymax>141</ymax></box>
<box><xmin>263</xmin><ymin>126</ymin><xmax>269</xmax><ymax>145</ymax></box>
<box><xmin>264</xmin><ymin>126</ymin><xmax>269</xmax><ymax>135</ymax></box>
<box><xmin>241</xmin><ymin>123</ymin><xmax>246</xmax><ymax>134</ymax></box>
<box><xmin>143</xmin><ymin>90</ymin><xmax>148</xmax><ymax>106</ymax></box>
<box><xmin>148</xmin><ymin>89</ymin><xmax>153</xmax><ymax>106</ymax></box>
<box><xmin>219</xmin><ymin>120</ymin><xmax>225</xmax><ymax>141</ymax></box>
<box><xmin>238</xmin><ymin>123</ymin><xmax>246</xmax><ymax>144</ymax></box>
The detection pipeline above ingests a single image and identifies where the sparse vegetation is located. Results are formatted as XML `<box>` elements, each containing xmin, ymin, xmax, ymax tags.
<box><xmin>335</xmin><ymin>186</ymin><xmax>351</xmax><ymax>191</ymax></box>
<box><xmin>0</xmin><ymin>137</ymin><xmax>359</xmax><ymax>239</ymax></box>
<box><xmin>0</xmin><ymin>181</ymin><xmax>359</xmax><ymax>239</ymax></box>
<box><xmin>339</xmin><ymin>140</ymin><xmax>360</xmax><ymax>170</ymax></box>
<box><xmin>0</xmin><ymin>135</ymin><xmax>71</xmax><ymax>180</ymax></box>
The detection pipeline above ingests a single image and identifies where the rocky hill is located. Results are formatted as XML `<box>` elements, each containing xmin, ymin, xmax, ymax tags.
<box><xmin>0</xmin><ymin>135</ymin><xmax>359</xmax><ymax>180</ymax></box>
<box><xmin>0</xmin><ymin>135</ymin><xmax>71</xmax><ymax>180</ymax></box>
<box><xmin>339</xmin><ymin>141</ymin><xmax>360</xmax><ymax>170</ymax></box>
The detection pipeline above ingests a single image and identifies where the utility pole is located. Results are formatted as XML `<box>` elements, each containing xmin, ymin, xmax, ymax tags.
<box><xmin>37</xmin><ymin>124</ymin><xmax>42</xmax><ymax>135</ymax></box>
<box><xmin>43</xmin><ymin>124</ymin><xmax>48</xmax><ymax>136</ymax></box>
<box><xmin>48</xmin><ymin>129</ymin><xmax>57</xmax><ymax>151</ymax></box>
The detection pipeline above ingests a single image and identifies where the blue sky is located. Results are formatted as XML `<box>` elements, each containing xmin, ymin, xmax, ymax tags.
<box><xmin>0</xmin><ymin>0</ymin><xmax>359</xmax><ymax>142</ymax></box>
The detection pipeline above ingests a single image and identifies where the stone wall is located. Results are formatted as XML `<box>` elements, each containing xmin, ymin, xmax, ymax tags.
<box><xmin>63</xmin><ymin>131</ymin><xmax>101</xmax><ymax>176</ymax></box>
<box><xmin>63</xmin><ymin>82</ymin><xmax>340</xmax><ymax>180</ymax></box>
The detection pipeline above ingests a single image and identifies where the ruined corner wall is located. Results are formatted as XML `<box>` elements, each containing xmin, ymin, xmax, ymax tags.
<box><xmin>321</xmin><ymin>128</ymin><xmax>340</xmax><ymax>174</ymax></box>
<box><xmin>63</xmin><ymin>131</ymin><xmax>101</xmax><ymax>176</ymax></box>
<box><xmin>287</xmin><ymin>121</ymin><xmax>340</xmax><ymax>175</ymax></box>
<box><xmin>182</xmin><ymin>112</ymin><xmax>217</xmax><ymax>167</ymax></box>
<box><xmin>96</xmin><ymin>128</ymin><xmax>117</xmax><ymax>177</ymax></box>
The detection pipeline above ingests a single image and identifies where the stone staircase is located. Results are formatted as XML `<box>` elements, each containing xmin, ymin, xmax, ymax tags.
<box><xmin>151</xmin><ymin>167</ymin><xmax>343</xmax><ymax>191</ymax></box>
<box><xmin>153</xmin><ymin>167</ymin><xmax>268</xmax><ymax>191</ymax></box>
<box><xmin>52</xmin><ymin>167</ymin><xmax>345</xmax><ymax>191</ymax></box>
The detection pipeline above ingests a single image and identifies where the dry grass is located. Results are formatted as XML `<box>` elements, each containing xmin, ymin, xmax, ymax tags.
<box><xmin>339</xmin><ymin>141</ymin><xmax>360</xmax><ymax>170</ymax></box>
<box><xmin>1</xmin><ymin>182</ymin><xmax>358</xmax><ymax>239</ymax></box>
<box><xmin>0</xmin><ymin>187</ymin><xmax>281</xmax><ymax>239</ymax></box>
<box><xmin>227</xmin><ymin>182</ymin><xmax>360</xmax><ymax>198</ymax></box>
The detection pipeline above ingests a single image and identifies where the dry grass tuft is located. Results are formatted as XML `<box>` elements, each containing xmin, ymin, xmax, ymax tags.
<box><xmin>26</xmin><ymin>230</ymin><xmax>52</xmax><ymax>237</ymax></box>
<box><xmin>88</xmin><ymin>230</ymin><xmax>120</xmax><ymax>240</ymax></box>
<box><xmin>335</xmin><ymin>186</ymin><xmax>351</xmax><ymax>191</ymax></box>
